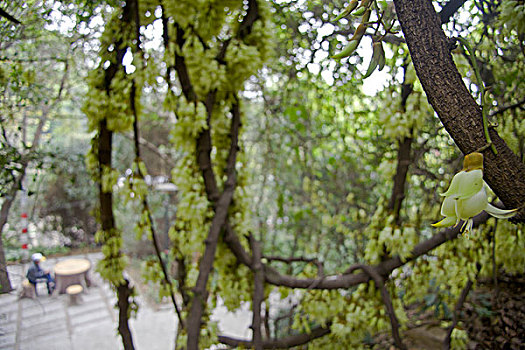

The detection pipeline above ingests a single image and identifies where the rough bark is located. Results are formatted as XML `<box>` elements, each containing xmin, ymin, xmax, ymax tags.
<box><xmin>393</xmin><ymin>0</ymin><xmax>525</xmax><ymax>222</ymax></box>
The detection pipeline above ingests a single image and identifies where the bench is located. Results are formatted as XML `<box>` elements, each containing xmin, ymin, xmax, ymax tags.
<box><xmin>19</xmin><ymin>277</ymin><xmax>51</xmax><ymax>298</ymax></box>
<box><xmin>66</xmin><ymin>284</ymin><xmax>83</xmax><ymax>305</ymax></box>
<box><xmin>19</xmin><ymin>280</ymin><xmax>36</xmax><ymax>299</ymax></box>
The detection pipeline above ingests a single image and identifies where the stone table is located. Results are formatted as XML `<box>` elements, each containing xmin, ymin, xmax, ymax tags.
<box><xmin>54</xmin><ymin>258</ymin><xmax>92</xmax><ymax>294</ymax></box>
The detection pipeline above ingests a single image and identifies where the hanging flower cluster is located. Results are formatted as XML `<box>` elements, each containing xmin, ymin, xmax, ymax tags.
<box><xmin>432</xmin><ymin>152</ymin><xmax>517</xmax><ymax>234</ymax></box>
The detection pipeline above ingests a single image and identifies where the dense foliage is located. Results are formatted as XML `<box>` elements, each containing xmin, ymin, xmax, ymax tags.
<box><xmin>1</xmin><ymin>0</ymin><xmax>524</xmax><ymax>349</ymax></box>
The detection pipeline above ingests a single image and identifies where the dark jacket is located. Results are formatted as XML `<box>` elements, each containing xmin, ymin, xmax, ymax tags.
<box><xmin>26</xmin><ymin>262</ymin><xmax>46</xmax><ymax>283</ymax></box>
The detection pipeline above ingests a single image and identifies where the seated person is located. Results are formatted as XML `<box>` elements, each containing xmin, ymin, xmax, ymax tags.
<box><xmin>26</xmin><ymin>253</ymin><xmax>55</xmax><ymax>294</ymax></box>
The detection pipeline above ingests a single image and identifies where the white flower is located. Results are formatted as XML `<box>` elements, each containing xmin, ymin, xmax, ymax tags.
<box><xmin>432</xmin><ymin>153</ymin><xmax>517</xmax><ymax>234</ymax></box>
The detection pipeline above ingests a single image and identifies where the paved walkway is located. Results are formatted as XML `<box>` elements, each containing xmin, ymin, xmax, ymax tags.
<box><xmin>0</xmin><ymin>252</ymin><xmax>252</xmax><ymax>350</ymax></box>
<box><xmin>0</xmin><ymin>253</ymin><xmax>176</xmax><ymax>350</ymax></box>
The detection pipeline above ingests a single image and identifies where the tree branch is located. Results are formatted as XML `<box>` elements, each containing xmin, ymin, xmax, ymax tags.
<box><xmin>388</xmin><ymin>60</ymin><xmax>414</xmax><ymax>224</ymax></box>
<box><xmin>218</xmin><ymin>323</ymin><xmax>331</xmax><ymax>349</ymax></box>
<box><xmin>183</xmin><ymin>1</ymin><xmax>262</xmax><ymax>346</ymax></box>
<box><xmin>172</xmin><ymin>22</ymin><xmax>196</xmax><ymax>102</ymax></box>
<box><xmin>224</xmin><ymin>212</ymin><xmax>490</xmax><ymax>290</ymax></box>
<box><xmin>392</xmin><ymin>0</ymin><xmax>525</xmax><ymax>222</ymax></box>
<box><xmin>186</xmin><ymin>100</ymin><xmax>242</xmax><ymax>349</ymax></box>
<box><xmin>96</xmin><ymin>2</ymin><xmax>137</xmax><ymax>348</ymax></box>
<box><xmin>488</xmin><ymin>97</ymin><xmax>525</xmax><ymax>117</ymax></box>
<box><xmin>0</xmin><ymin>8</ymin><xmax>21</xmax><ymax>24</ymax></box>
<box><xmin>131</xmin><ymin>79</ymin><xmax>185</xmax><ymax>328</ymax></box>
<box><xmin>439</xmin><ymin>0</ymin><xmax>468</xmax><ymax>24</ymax></box>
<box><xmin>442</xmin><ymin>264</ymin><xmax>480</xmax><ymax>349</ymax></box>
<box><xmin>250</xmin><ymin>236</ymin><xmax>264</xmax><ymax>350</ymax></box>
<box><xmin>346</xmin><ymin>264</ymin><xmax>406</xmax><ymax>350</ymax></box>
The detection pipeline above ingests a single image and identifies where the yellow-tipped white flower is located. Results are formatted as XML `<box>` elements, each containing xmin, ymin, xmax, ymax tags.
<box><xmin>432</xmin><ymin>152</ymin><xmax>517</xmax><ymax>234</ymax></box>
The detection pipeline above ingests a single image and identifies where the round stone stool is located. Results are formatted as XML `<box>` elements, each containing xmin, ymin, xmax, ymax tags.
<box><xmin>66</xmin><ymin>284</ymin><xmax>83</xmax><ymax>305</ymax></box>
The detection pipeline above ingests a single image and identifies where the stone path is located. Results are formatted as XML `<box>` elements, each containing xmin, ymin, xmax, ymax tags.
<box><xmin>0</xmin><ymin>252</ymin><xmax>252</xmax><ymax>350</ymax></box>
<box><xmin>0</xmin><ymin>253</ymin><xmax>176</xmax><ymax>350</ymax></box>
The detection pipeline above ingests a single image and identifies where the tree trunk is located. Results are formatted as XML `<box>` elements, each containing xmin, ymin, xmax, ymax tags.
<box><xmin>388</xmin><ymin>67</ymin><xmax>414</xmax><ymax>225</ymax></box>
<box><xmin>117</xmin><ymin>279</ymin><xmax>136</xmax><ymax>350</ymax></box>
<box><xmin>0</xmin><ymin>226</ymin><xmax>13</xmax><ymax>293</ymax></box>
<box><xmin>393</xmin><ymin>0</ymin><xmax>525</xmax><ymax>222</ymax></box>
<box><xmin>0</xmin><ymin>176</ymin><xmax>22</xmax><ymax>293</ymax></box>
<box><xmin>94</xmin><ymin>1</ymin><xmax>138</xmax><ymax>347</ymax></box>
<box><xmin>0</xmin><ymin>112</ymin><xmax>48</xmax><ymax>293</ymax></box>
<box><xmin>388</xmin><ymin>136</ymin><xmax>413</xmax><ymax>225</ymax></box>
<box><xmin>98</xmin><ymin>118</ymin><xmax>135</xmax><ymax>350</ymax></box>
<box><xmin>98</xmin><ymin>120</ymin><xmax>114</xmax><ymax>231</ymax></box>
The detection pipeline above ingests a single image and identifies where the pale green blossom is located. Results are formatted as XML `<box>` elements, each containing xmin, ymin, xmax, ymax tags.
<box><xmin>433</xmin><ymin>153</ymin><xmax>516</xmax><ymax>233</ymax></box>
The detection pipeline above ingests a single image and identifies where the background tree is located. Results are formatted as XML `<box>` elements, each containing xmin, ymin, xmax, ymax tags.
<box><xmin>1</xmin><ymin>0</ymin><xmax>523</xmax><ymax>349</ymax></box>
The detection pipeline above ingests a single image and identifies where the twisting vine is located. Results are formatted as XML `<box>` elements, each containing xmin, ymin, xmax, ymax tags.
<box><xmin>158</xmin><ymin>0</ymin><xmax>273</xmax><ymax>348</ymax></box>
<box><xmin>83</xmin><ymin>1</ymin><xmax>141</xmax><ymax>348</ymax></box>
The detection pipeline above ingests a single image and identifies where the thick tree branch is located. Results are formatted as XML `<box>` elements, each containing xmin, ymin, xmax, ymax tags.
<box><xmin>186</xmin><ymin>101</ymin><xmax>241</xmax><ymax>349</ymax></box>
<box><xmin>218</xmin><ymin>323</ymin><xmax>331</xmax><ymax>349</ymax></box>
<box><xmin>388</xmin><ymin>61</ymin><xmax>414</xmax><ymax>224</ymax></box>
<box><xmin>224</xmin><ymin>212</ymin><xmax>490</xmax><ymax>290</ymax></box>
<box><xmin>116</xmin><ymin>279</ymin><xmax>136</xmax><ymax>350</ymax></box>
<box><xmin>0</xmin><ymin>8</ymin><xmax>21</xmax><ymax>24</ymax></box>
<box><xmin>224</xmin><ymin>221</ymin><xmax>252</xmax><ymax>266</ymax></box>
<box><xmin>183</xmin><ymin>1</ymin><xmax>262</xmax><ymax>347</ymax></box>
<box><xmin>393</xmin><ymin>0</ymin><xmax>525</xmax><ymax>222</ymax></box>
<box><xmin>172</xmin><ymin>23</ymin><xmax>196</xmax><ymax>102</ymax></box>
<box><xmin>439</xmin><ymin>0</ymin><xmax>468</xmax><ymax>24</ymax></box>
<box><xmin>239</xmin><ymin>0</ymin><xmax>260</xmax><ymax>39</ymax></box>
<box><xmin>389</xmin><ymin>136</ymin><xmax>413</xmax><ymax>223</ymax></box>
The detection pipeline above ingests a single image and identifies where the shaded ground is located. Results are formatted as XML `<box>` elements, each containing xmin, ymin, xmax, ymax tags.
<box><xmin>373</xmin><ymin>273</ymin><xmax>525</xmax><ymax>350</ymax></box>
<box><xmin>463</xmin><ymin>274</ymin><xmax>525</xmax><ymax>350</ymax></box>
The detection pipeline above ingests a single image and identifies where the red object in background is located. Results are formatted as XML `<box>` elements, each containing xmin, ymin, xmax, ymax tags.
<box><xmin>21</xmin><ymin>213</ymin><xmax>28</xmax><ymax>218</ymax></box>
<box><xmin>22</xmin><ymin>228</ymin><xmax>28</xmax><ymax>233</ymax></box>
<box><xmin>21</xmin><ymin>243</ymin><xmax>28</xmax><ymax>249</ymax></box>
